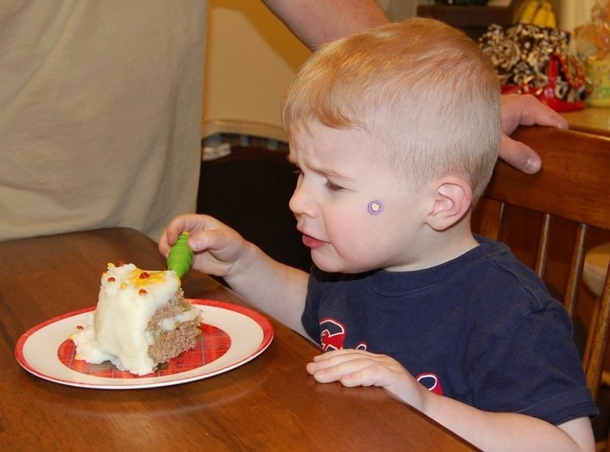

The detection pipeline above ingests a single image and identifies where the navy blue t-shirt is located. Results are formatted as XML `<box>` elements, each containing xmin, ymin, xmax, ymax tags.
<box><xmin>302</xmin><ymin>235</ymin><xmax>599</xmax><ymax>425</ymax></box>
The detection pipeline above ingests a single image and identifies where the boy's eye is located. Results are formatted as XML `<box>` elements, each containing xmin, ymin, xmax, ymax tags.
<box><xmin>325</xmin><ymin>179</ymin><xmax>343</xmax><ymax>191</ymax></box>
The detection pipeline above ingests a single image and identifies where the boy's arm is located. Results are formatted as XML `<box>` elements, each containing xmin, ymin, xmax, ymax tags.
<box><xmin>222</xmin><ymin>240</ymin><xmax>310</xmax><ymax>336</ymax></box>
<box><xmin>160</xmin><ymin>214</ymin><xmax>310</xmax><ymax>336</ymax></box>
<box><xmin>307</xmin><ymin>350</ymin><xmax>595</xmax><ymax>451</ymax></box>
<box><xmin>423</xmin><ymin>392</ymin><xmax>594</xmax><ymax>451</ymax></box>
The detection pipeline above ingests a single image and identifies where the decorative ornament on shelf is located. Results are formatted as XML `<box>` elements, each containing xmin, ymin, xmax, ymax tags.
<box><xmin>480</xmin><ymin>18</ymin><xmax>587</xmax><ymax>112</ymax></box>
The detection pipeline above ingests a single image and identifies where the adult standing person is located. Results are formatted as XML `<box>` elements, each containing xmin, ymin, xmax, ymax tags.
<box><xmin>0</xmin><ymin>0</ymin><xmax>564</xmax><ymax>243</ymax></box>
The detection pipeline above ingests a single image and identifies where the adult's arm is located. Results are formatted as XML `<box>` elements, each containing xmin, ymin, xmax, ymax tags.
<box><xmin>262</xmin><ymin>0</ymin><xmax>389</xmax><ymax>48</ymax></box>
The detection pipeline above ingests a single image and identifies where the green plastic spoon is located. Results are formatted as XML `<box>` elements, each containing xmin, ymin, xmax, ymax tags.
<box><xmin>167</xmin><ymin>232</ymin><xmax>194</xmax><ymax>278</ymax></box>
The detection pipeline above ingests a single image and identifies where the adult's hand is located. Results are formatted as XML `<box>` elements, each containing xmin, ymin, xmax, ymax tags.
<box><xmin>500</xmin><ymin>94</ymin><xmax>568</xmax><ymax>174</ymax></box>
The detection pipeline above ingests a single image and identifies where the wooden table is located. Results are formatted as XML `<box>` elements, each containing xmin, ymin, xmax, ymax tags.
<box><xmin>563</xmin><ymin>107</ymin><xmax>610</xmax><ymax>138</ymax></box>
<box><xmin>0</xmin><ymin>228</ymin><xmax>476</xmax><ymax>451</ymax></box>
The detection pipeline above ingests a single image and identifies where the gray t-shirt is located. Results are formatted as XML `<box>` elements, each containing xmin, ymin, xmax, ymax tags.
<box><xmin>0</xmin><ymin>1</ymin><xmax>207</xmax><ymax>241</ymax></box>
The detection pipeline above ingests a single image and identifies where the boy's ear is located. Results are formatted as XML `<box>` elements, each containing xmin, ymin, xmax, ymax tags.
<box><xmin>425</xmin><ymin>176</ymin><xmax>473</xmax><ymax>232</ymax></box>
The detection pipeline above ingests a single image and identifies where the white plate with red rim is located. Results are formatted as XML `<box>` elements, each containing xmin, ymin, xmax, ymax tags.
<box><xmin>15</xmin><ymin>299</ymin><xmax>274</xmax><ymax>389</ymax></box>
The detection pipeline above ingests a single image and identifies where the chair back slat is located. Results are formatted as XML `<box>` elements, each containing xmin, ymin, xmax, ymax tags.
<box><xmin>586</xmin><ymin>268</ymin><xmax>610</xmax><ymax>398</ymax></box>
<box><xmin>565</xmin><ymin>224</ymin><xmax>588</xmax><ymax>317</ymax></box>
<box><xmin>535</xmin><ymin>214</ymin><xmax>551</xmax><ymax>278</ymax></box>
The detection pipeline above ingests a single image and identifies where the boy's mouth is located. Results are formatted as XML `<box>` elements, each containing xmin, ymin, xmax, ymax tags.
<box><xmin>301</xmin><ymin>233</ymin><xmax>327</xmax><ymax>249</ymax></box>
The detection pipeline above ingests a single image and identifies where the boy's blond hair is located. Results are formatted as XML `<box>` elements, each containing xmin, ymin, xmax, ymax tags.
<box><xmin>282</xmin><ymin>18</ymin><xmax>501</xmax><ymax>202</ymax></box>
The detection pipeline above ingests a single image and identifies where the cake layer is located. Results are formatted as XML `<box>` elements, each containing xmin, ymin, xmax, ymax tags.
<box><xmin>72</xmin><ymin>263</ymin><xmax>201</xmax><ymax>375</ymax></box>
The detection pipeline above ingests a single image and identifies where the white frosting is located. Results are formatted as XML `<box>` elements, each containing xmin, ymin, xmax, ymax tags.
<box><xmin>72</xmin><ymin>263</ymin><xmax>198</xmax><ymax>376</ymax></box>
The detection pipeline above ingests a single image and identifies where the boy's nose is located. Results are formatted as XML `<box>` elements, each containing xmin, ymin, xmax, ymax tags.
<box><xmin>289</xmin><ymin>182</ymin><xmax>315</xmax><ymax>218</ymax></box>
<box><xmin>288</xmin><ymin>187</ymin><xmax>303</xmax><ymax>216</ymax></box>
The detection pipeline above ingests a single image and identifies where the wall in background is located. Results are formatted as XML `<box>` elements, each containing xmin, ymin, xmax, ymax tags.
<box><xmin>377</xmin><ymin>0</ymin><xmax>418</xmax><ymax>20</ymax></box>
<box><xmin>560</xmin><ymin>0</ymin><xmax>596</xmax><ymax>32</ymax></box>
<box><xmin>202</xmin><ymin>0</ymin><xmax>310</xmax><ymax>133</ymax></box>
<box><xmin>202</xmin><ymin>0</ymin><xmax>423</xmax><ymax>135</ymax></box>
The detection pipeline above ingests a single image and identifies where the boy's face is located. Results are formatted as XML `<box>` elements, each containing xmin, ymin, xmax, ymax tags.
<box><xmin>288</xmin><ymin>122</ymin><xmax>433</xmax><ymax>274</ymax></box>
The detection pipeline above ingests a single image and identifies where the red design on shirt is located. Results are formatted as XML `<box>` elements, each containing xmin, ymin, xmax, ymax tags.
<box><xmin>416</xmin><ymin>373</ymin><xmax>444</xmax><ymax>395</ymax></box>
<box><xmin>319</xmin><ymin>318</ymin><xmax>367</xmax><ymax>351</ymax></box>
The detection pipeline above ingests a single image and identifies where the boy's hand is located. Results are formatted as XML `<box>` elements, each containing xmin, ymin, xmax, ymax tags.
<box><xmin>306</xmin><ymin>349</ymin><xmax>429</xmax><ymax>411</ymax></box>
<box><xmin>159</xmin><ymin>214</ymin><xmax>252</xmax><ymax>279</ymax></box>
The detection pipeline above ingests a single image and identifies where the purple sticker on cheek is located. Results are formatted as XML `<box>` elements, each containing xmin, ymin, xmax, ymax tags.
<box><xmin>368</xmin><ymin>200</ymin><xmax>383</xmax><ymax>215</ymax></box>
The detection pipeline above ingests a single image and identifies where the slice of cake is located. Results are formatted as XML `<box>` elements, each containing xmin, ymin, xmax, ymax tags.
<box><xmin>71</xmin><ymin>263</ymin><xmax>202</xmax><ymax>376</ymax></box>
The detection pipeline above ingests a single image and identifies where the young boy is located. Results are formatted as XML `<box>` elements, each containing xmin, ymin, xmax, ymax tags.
<box><xmin>160</xmin><ymin>18</ymin><xmax>598</xmax><ymax>450</ymax></box>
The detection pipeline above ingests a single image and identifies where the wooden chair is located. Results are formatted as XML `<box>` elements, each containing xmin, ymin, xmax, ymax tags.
<box><xmin>472</xmin><ymin>125</ymin><xmax>610</xmax><ymax>444</ymax></box>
